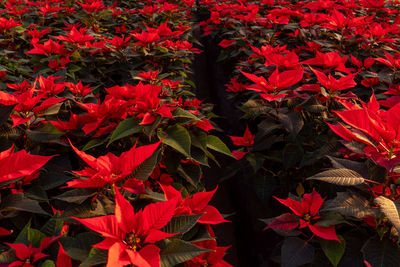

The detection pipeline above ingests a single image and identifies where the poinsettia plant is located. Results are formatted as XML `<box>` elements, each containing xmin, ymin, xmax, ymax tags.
<box><xmin>199</xmin><ymin>0</ymin><xmax>400</xmax><ymax>266</ymax></box>
<box><xmin>0</xmin><ymin>0</ymin><xmax>234</xmax><ymax>266</ymax></box>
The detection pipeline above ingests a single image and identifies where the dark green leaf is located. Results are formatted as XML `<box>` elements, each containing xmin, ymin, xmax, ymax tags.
<box><xmin>278</xmin><ymin>112</ymin><xmax>304</xmax><ymax>137</ymax></box>
<box><xmin>172</xmin><ymin>107</ymin><xmax>200</xmax><ymax>120</ymax></box>
<box><xmin>39</xmin><ymin>260</ymin><xmax>55</xmax><ymax>267</ymax></box>
<box><xmin>40</xmin><ymin>213</ymin><xmax>64</xmax><ymax>237</ymax></box>
<box><xmin>38</xmin><ymin>172</ymin><xmax>72</xmax><ymax>190</ymax></box>
<box><xmin>0</xmin><ymin>104</ymin><xmax>15</xmax><ymax>126</ymax></box>
<box><xmin>162</xmin><ymin>214</ymin><xmax>202</xmax><ymax>235</ymax></box>
<box><xmin>158</xmin><ymin>124</ymin><xmax>191</xmax><ymax>158</ymax></box>
<box><xmin>320</xmin><ymin>236</ymin><xmax>346</xmax><ymax>267</ymax></box>
<box><xmin>0</xmin><ymin>193</ymin><xmax>49</xmax><ymax>216</ymax></box>
<box><xmin>160</xmin><ymin>239</ymin><xmax>210</xmax><ymax>267</ymax></box>
<box><xmin>362</xmin><ymin>237</ymin><xmax>400</xmax><ymax>267</ymax></box>
<box><xmin>80</xmin><ymin>247</ymin><xmax>108</xmax><ymax>267</ymax></box>
<box><xmin>133</xmin><ymin>149</ymin><xmax>160</xmax><ymax>181</ymax></box>
<box><xmin>82</xmin><ymin>138</ymin><xmax>106</xmax><ymax>151</ymax></box>
<box><xmin>281</xmin><ymin>237</ymin><xmax>314</xmax><ymax>267</ymax></box>
<box><xmin>28</xmin><ymin>228</ymin><xmax>46</xmax><ymax>247</ymax></box>
<box><xmin>107</xmin><ymin>117</ymin><xmax>142</xmax><ymax>147</ymax></box>
<box><xmin>53</xmin><ymin>188</ymin><xmax>97</xmax><ymax>204</ymax></box>
<box><xmin>206</xmin><ymin>135</ymin><xmax>234</xmax><ymax>158</ymax></box>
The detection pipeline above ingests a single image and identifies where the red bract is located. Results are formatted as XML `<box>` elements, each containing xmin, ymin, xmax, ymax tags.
<box><xmin>270</xmin><ymin>190</ymin><xmax>339</xmax><ymax>241</ymax></box>
<box><xmin>66</xmin><ymin>81</ymin><xmax>92</xmax><ymax>97</ymax></box>
<box><xmin>67</xmin><ymin>140</ymin><xmax>161</xmax><ymax>188</ymax></box>
<box><xmin>329</xmin><ymin>94</ymin><xmax>400</xmax><ymax>169</ymax></box>
<box><xmin>73</xmin><ymin>188</ymin><xmax>178</xmax><ymax>267</ymax></box>
<box><xmin>240</xmin><ymin>68</ymin><xmax>303</xmax><ymax>101</ymax></box>
<box><xmin>186</xmin><ymin>225</ymin><xmax>232</xmax><ymax>267</ymax></box>
<box><xmin>56</xmin><ymin>243</ymin><xmax>72</xmax><ymax>267</ymax></box>
<box><xmin>0</xmin><ymin>17</ymin><xmax>21</xmax><ymax>32</ymax></box>
<box><xmin>310</xmin><ymin>67</ymin><xmax>357</xmax><ymax>93</ymax></box>
<box><xmin>229</xmin><ymin>125</ymin><xmax>254</xmax><ymax>147</ymax></box>
<box><xmin>162</xmin><ymin>185</ymin><xmax>229</xmax><ymax>225</ymax></box>
<box><xmin>301</xmin><ymin>51</ymin><xmax>349</xmax><ymax>73</ymax></box>
<box><xmin>132</xmin><ymin>30</ymin><xmax>160</xmax><ymax>46</ymax></box>
<box><xmin>5</xmin><ymin>236</ymin><xmax>59</xmax><ymax>267</ymax></box>
<box><xmin>375</xmin><ymin>52</ymin><xmax>400</xmax><ymax>70</ymax></box>
<box><xmin>78</xmin><ymin>97</ymin><xmax>128</xmax><ymax>135</ymax></box>
<box><xmin>56</xmin><ymin>26</ymin><xmax>95</xmax><ymax>46</ymax></box>
<box><xmin>26</xmin><ymin>39</ymin><xmax>68</xmax><ymax>56</ymax></box>
<box><xmin>0</xmin><ymin>146</ymin><xmax>54</xmax><ymax>184</ymax></box>
<box><xmin>78</xmin><ymin>0</ymin><xmax>106</xmax><ymax>13</ymax></box>
<box><xmin>0</xmin><ymin>86</ymin><xmax>66</xmax><ymax>127</ymax></box>
<box><xmin>35</xmin><ymin>75</ymin><xmax>65</xmax><ymax>96</ymax></box>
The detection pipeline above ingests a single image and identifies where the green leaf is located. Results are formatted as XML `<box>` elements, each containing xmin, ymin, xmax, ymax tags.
<box><xmin>177</xmin><ymin>164</ymin><xmax>201</xmax><ymax>187</ymax></box>
<box><xmin>281</xmin><ymin>237</ymin><xmax>314</xmax><ymax>267</ymax></box>
<box><xmin>53</xmin><ymin>188</ymin><xmax>97</xmax><ymax>204</ymax></box>
<box><xmin>0</xmin><ymin>104</ymin><xmax>15</xmax><ymax>126</ymax></box>
<box><xmin>307</xmin><ymin>168</ymin><xmax>365</xmax><ymax>186</ymax></box>
<box><xmin>28</xmin><ymin>228</ymin><xmax>46</xmax><ymax>247</ymax></box>
<box><xmin>162</xmin><ymin>214</ymin><xmax>202</xmax><ymax>235</ymax></box>
<box><xmin>80</xmin><ymin>247</ymin><xmax>108</xmax><ymax>267</ymax></box>
<box><xmin>0</xmin><ymin>250</ymin><xmax>16</xmax><ymax>263</ymax></box>
<box><xmin>172</xmin><ymin>107</ymin><xmax>200</xmax><ymax>120</ymax></box>
<box><xmin>107</xmin><ymin>117</ymin><xmax>142</xmax><ymax>147</ymax></box>
<box><xmin>191</xmin><ymin>146</ymin><xmax>209</xmax><ymax>166</ymax></box>
<box><xmin>278</xmin><ymin>112</ymin><xmax>304</xmax><ymax>137</ymax></box>
<box><xmin>282</xmin><ymin>143</ymin><xmax>302</xmax><ymax>170</ymax></box>
<box><xmin>320</xmin><ymin>236</ymin><xmax>346</xmax><ymax>267</ymax></box>
<box><xmin>14</xmin><ymin>220</ymin><xmax>31</xmax><ymax>244</ymax></box>
<box><xmin>160</xmin><ymin>239</ymin><xmax>210</xmax><ymax>267</ymax></box>
<box><xmin>362</xmin><ymin>237</ymin><xmax>400</xmax><ymax>267</ymax></box>
<box><xmin>39</xmin><ymin>260</ymin><xmax>55</xmax><ymax>267</ymax></box>
<box><xmin>38</xmin><ymin>172</ymin><xmax>72</xmax><ymax>191</ymax></box>
<box><xmin>82</xmin><ymin>138</ymin><xmax>106</xmax><ymax>151</ymax></box>
<box><xmin>40</xmin><ymin>213</ymin><xmax>64</xmax><ymax>237</ymax></box>
<box><xmin>26</xmin><ymin>128</ymin><xmax>63</xmax><ymax>143</ymax></box>
<box><xmin>133</xmin><ymin>149</ymin><xmax>160</xmax><ymax>181</ymax></box>
<box><xmin>183</xmin><ymin>224</ymin><xmax>214</xmax><ymax>243</ymax></box>
<box><xmin>206</xmin><ymin>135</ymin><xmax>234</xmax><ymax>158</ymax></box>
<box><xmin>0</xmin><ymin>193</ymin><xmax>49</xmax><ymax>216</ymax></box>
<box><xmin>158</xmin><ymin>124</ymin><xmax>191</xmax><ymax>158</ymax></box>
<box><xmin>61</xmin><ymin>197</ymin><xmax>113</xmax><ymax>220</ymax></box>
<box><xmin>60</xmin><ymin>232</ymin><xmax>103</xmax><ymax>261</ymax></box>
<box><xmin>322</xmin><ymin>192</ymin><xmax>378</xmax><ymax>219</ymax></box>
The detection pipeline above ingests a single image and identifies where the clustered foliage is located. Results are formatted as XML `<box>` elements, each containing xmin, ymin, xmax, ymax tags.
<box><xmin>0</xmin><ymin>0</ymin><xmax>233</xmax><ymax>266</ymax></box>
<box><xmin>199</xmin><ymin>0</ymin><xmax>400</xmax><ymax>266</ymax></box>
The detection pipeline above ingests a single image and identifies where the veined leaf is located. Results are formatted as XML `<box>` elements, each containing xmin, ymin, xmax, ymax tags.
<box><xmin>362</xmin><ymin>237</ymin><xmax>400</xmax><ymax>267</ymax></box>
<box><xmin>160</xmin><ymin>239</ymin><xmax>210</xmax><ymax>267</ymax></box>
<box><xmin>172</xmin><ymin>107</ymin><xmax>200</xmax><ymax>120</ymax></box>
<box><xmin>107</xmin><ymin>117</ymin><xmax>142</xmax><ymax>147</ymax></box>
<box><xmin>158</xmin><ymin>124</ymin><xmax>191</xmax><ymax>158</ymax></box>
<box><xmin>0</xmin><ymin>193</ymin><xmax>49</xmax><ymax>216</ymax></box>
<box><xmin>322</xmin><ymin>192</ymin><xmax>377</xmax><ymax>219</ymax></box>
<box><xmin>162</xmin><ymin>214</ymin><xmax>202</xmax><ymax>235</ymax></box>
<box><xmin>206</xmin><ymin>135</ymin><xmax>234</xmax><ymax>158</ymax></box>
<box><xmin>375</xmin><ymin>196</ymin><xmax>400</xmax><ymax>233</ymax></box>
<box><xmin>39</xmin><ymin>260</ymin><xmax>55</xmax><ymax>267</ymax></box>
<box><xmin>278</xmin><ymin>112</ymin><xmax>304</xmax><ymax>137</ymax></box>
<box><xmin>80</xmin><ymin>247</ymin><xmax>108</xmax><ymax>267</ymax></box>
<box><xmin>132</xmin><ymin>149</ymin><xmax>160</xmax><ymax>181</ymax></box>
<box><xmin>307</xmin><ymin>168</ymin><xmax>365</xmax><ymax>186</ymax></box>
<box><xmin>320</xmin><ymin>236</ymin><xmax>346</xmax><ymax>267</ymax></box>
<box><xmin>82</xmin><ymin>138</ymin><xmax>106</xmax><ymax>151</ymax></box>
<box><xmin>281</xmin><ymin>237</ymin><xmax>314</xmax><ymax>267</ymax></box>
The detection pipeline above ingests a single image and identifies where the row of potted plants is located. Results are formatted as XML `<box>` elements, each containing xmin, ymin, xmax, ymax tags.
<box><xmin>0</xmin><ymin>0</ymin><xmax>232</xmax><ymax>266</ymax></box>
